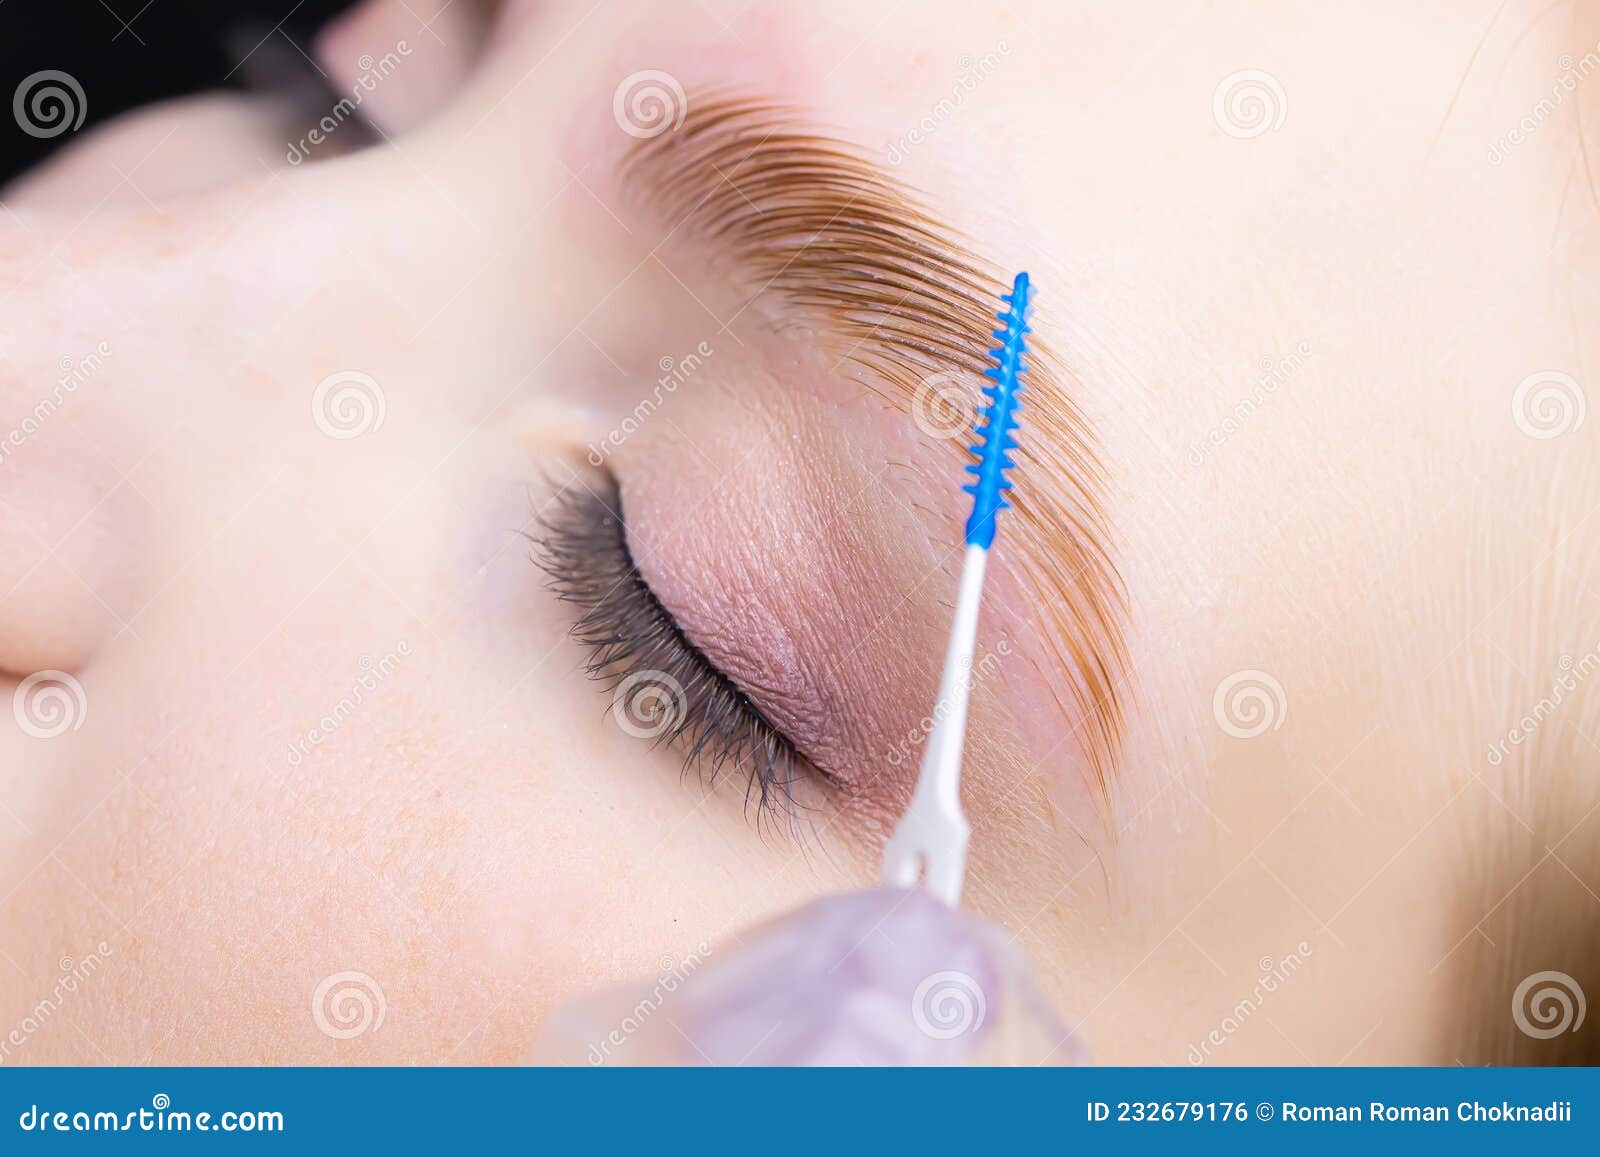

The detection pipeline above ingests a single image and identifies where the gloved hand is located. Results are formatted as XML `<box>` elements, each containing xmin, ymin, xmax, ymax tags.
<box><xmin>530</xmin><ymin>887</ymin><xmax>1086</xmax><ymax>1066</ymax></box>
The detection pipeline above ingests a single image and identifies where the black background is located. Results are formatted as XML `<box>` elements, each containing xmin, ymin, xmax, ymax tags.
<box><xmin>1</xmin><ymin>0</ymin><xmax>354</xmax><ymax>185</ymax></box>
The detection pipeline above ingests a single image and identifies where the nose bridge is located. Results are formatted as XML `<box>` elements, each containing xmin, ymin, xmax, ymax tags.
<box><xmin>371</xmin><ymin>66</ymin><xmax>679</xmax><ymax>419</ymax></box>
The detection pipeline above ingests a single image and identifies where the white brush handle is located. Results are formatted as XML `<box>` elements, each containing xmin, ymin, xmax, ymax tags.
<box><xmin>881</xmin><ymin>544</ymin><xmax>987</xmax><ymax>905</ymax></box>
<box><xmin>922</xmin><ymin>545</ymin><xmax>987</xmax><ymax>815</ymax></box>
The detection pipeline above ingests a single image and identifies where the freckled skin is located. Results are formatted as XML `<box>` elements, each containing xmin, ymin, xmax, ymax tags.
<box><xmin>0</xmin><ymin>0</ymin><xmax>1595</xmax><ymax>1066</ymax></box>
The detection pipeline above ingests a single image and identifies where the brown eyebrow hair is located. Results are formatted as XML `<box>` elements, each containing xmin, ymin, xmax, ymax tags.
<box><xmin>622</xmin><ymin>93</ymin><xmax>1129</xmax><ymax>808</ymax></box>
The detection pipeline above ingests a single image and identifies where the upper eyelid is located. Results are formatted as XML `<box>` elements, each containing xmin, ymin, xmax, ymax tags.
<box><xmin>534</xmin><ymin>478</ymin><xmax>815</xmax><ymax>826</ymax></box>
<box><xmin>618</xmin><ymin>92</ymin><xmax>1130</xmax><ymax>807</ymax></box>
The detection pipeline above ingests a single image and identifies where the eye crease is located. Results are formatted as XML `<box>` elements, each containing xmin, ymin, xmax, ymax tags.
<box><xmin>535</xmin><ymin>476</ymin><xmax>832</xmax><ymax>827</ymax></box>
<box><xmin>543</xmin><ymin>93</ymin><xmax>1129</xmax><ymax>837</ymax></box>
<box><xmin>623</xmin><ymin>92</ymin><xmax>1129</xmax><ymax>808</ymax></box>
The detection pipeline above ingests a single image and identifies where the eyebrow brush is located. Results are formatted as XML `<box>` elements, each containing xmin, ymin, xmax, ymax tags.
<box><xmin>881</xmin><ymin>271</ymin><xmax>1032</xmax><ymax>906</ymax></box>
<box><xmin>537</xmin><ymin>277</ymin><xmax>1076</xmax><ymax>1064</ymax></box>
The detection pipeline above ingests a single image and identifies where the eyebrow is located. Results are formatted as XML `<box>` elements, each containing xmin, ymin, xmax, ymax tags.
<box><xmin>621</xmin><ymin>92</ymin><xmax>1129</xmax><ymax>809</ymax></box>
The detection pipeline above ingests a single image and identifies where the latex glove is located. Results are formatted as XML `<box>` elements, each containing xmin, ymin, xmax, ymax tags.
<box><xmin>530</xmin><ymin>887</ymin><xmax>1086</xmax><ymax>1066</ymax></box>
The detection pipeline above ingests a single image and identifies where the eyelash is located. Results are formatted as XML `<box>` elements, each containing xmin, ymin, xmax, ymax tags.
<box><xmin>534</xmin><ymin>476</ymin><xmax>814</xmax><ymax>826</ymax></box>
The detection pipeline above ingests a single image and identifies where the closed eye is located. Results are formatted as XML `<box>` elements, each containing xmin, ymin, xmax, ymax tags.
<box><xmin>535</xmin><ymin>475</ymin><xmax>831</xmax><ymax>828</ymax></box>
<box><xmin>621</xmin><ymin>92</ymin><xmax>1129</xmax><ymax>807</ymax></box>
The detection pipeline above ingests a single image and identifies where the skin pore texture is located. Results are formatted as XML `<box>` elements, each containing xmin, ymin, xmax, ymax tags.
<box><xmin>0</xmin><ymin>0</ymin><xmax>1597</xmax><ymax>1065</ymax></box>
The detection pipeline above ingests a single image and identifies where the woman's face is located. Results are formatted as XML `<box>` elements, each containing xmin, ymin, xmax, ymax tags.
<box><xmin>1</xmin><ymin>0</ymin><xmax>1595</xmax><ymax>1065</ymax></box>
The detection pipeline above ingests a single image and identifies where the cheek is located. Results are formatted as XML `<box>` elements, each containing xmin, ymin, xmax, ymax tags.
<box><xmin>36</xmin><ymin>451</ymin><xmax>856</xmax><ymax>1062</ymax></box>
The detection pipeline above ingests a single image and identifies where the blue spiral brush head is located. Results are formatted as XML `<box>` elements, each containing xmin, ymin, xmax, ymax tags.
<box><xmin>963</xmin><ymin>271</ymin><xmax>1031</xmax><ymax>549</ymax></box>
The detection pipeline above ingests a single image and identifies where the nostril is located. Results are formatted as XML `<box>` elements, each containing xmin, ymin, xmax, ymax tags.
<box><xmin>0</xmin><ymin>471</ymin><xmax>139</xmax><ymax>677</ymax></box>
<box><xmin>309</xmin><ymin>0</ymin><xmax>495</xmax><ymax>139</ymax></box>
<box><xmin>0</xmin><ymin>553</ymin><xmax>111</xmax><ymax>676</ymax></box>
